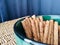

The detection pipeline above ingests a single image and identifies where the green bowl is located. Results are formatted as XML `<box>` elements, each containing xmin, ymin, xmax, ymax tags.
<box><xmin>14</xmin><ymin>15</ymin><xmax>60</xmax><ymax>45</ymax></box>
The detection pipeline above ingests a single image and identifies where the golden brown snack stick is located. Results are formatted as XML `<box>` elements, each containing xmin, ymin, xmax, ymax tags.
<box><xmin>54</xmin><ymin>22</ymin><xmax>58</xmax><ymax>45</ymax></box>
<box><xmin>32</xmin><ymin>15</ymin><xmax>36</xmax><ymax>20</ymax></box>
<box><xmin>39</xmin><ymin>22</ymin><xmax>43</xmax><ymax>42</ymax></box>
<box><xmin>43</xmin><ymin>21</ymin><xmax>46</xmax><ymax>28</ymax></box>
<box><xmin>39</xmin><ymin>16</ymin><xmax>43</xmax><ymax>22</ymax></box>
<box><xmin>29</xmin><ymin>18</ymin><xmax>38</xmax><ymax>41</ymax></box>
<box><xmin>43</xmin><ymin>21</ymin><xmax>46</xmax><ymax>35</ymax></box>
<box><xmin>39</xmin><ymin>16</ymin><xmax>43</xmax><ymax>42</ymax></box>
<box><xmin>32</xmin><ymin>15</ymin><xmax>40</xmax><ymax>41</ymax></box>
<box><xmin>43</xmin><ymin>20</ymin><xmax>49</xmax><ymax>43</ymax></box>
<box><xmin>25</xmin><ymin>17</ymin><xmax>33</xmax><ymax>39</ymax></box>
<box><xmin>58</xmin><ymin>26</ymin><xmax>60</xmax><ymax>38</ymax></box>
<box><xmin>50</xmin><ymin>20</ymin><xmax>54</xmax><ymax>45</ymax></box>
<box><xmin>21</xmin><ymin>19</ymin><xmax>32</xmax><ymax>39</ymax></box>
<box><xmin>36</xmin><ymin>18</ymin><xmax>40</xmax><ymax>41</ymax></box>
<box><xmin>58</xmin><ymin>26</ymin><xmax>60</xmax><ymax>45</ymax></box>
<box><xmin>58</xmin><ymin>26</ymin><xmax>60</xmax><ymax>31</ymax></box>
<box><xmin>34</xmin><ymin>19</ymin><xmax>40</xmax><ymax>41</ymax></box>
<box><xmin>47</xmin><ymin>20</ymin><xmax>54</xmax><ymax>45</ymax></box>
<box><xmin>36</xmin><ymin>17</ymin><xmax>40</xmax><ymax>22</ymax></box>
<box><xmin>31</xmin><ymin>15</ymin><xmax>36</xmax><ymax>25</ymax></box>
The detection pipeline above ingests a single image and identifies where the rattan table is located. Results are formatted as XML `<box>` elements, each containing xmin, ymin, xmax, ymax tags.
<box><xmin>0</xmin><ymin>16</ymin><xmax>28</xmax><ymax>45</ymax></box>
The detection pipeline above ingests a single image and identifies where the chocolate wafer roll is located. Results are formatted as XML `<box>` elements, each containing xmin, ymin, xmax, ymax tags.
<box><xmin>47</xmin><ymin>20</ymin><xmax>54</xmax><ymax>45</ymax></box>
<box><xmin>43</xmin><ymin>20</ymin><xmax>49</xmax><ymax>43</ymax></box>
<box><xmin>29</xmin><ymin>18</ymin><xmax>38</xmax><ymax>41</ymax></box>
<box><xmin>54</xmin><ymin>22</ymin><xmax>58</xmax><ymax>45</ymax></box>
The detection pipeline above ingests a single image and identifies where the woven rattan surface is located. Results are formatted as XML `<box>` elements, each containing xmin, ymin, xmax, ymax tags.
<box><xmin>0</xmin><ymin>16</ymin><xmax>27</xmax><ymax>45</ymax></box>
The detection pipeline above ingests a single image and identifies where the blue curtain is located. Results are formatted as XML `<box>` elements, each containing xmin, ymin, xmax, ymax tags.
<box><xmin>0</xmin><ymin>0</ymin><xmax>60</xmax><ymax>22</ymax></box>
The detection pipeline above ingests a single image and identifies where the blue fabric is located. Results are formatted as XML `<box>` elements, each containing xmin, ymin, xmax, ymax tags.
<box><xmin>0</xmin><ymin>0</ymin><xmax>60</xmax><ymax>22</ymax></box>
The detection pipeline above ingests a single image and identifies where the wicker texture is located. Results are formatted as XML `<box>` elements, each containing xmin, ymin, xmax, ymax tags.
<box><xmin>0</xmin><ymin>18</ymin><xmax>21</xmax><ymax>45</ymax></box>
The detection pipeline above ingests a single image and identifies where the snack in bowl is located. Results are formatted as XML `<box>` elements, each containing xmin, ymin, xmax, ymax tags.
<box><xmin>21</xmin><ymin>15</ymin><xmax>59</xmax><ymax>45</ymax></box>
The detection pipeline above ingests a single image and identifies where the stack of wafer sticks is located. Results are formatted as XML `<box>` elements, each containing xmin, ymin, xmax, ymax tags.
<box><xmin>21</xmin><ymin>15</ymin><xmax>59</xmax><ymax>45</ymax></box>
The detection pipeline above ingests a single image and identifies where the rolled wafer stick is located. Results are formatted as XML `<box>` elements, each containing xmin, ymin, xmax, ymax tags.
<box><xmin>43</xmin><ymin>21</ymin><xmax>46</xmax><ymax>35</ymax></box>
<box><xmin>43</xmin><ymin>21</ymin><xmax>46</xmax><ymax>28</ymax></box>
<box><xmin>58</xmin><ymin>26</ymin><xmax>60</xmax><ymax>38</ymax></box>
<box><xmin>47</xmin><ymin>20</ymin><xmax>54</xmax><ymax>45</ymax></box>
<box><xmin>54</xmin><ymin>22</ymin><xmax>58</xmax><ymax>45</ymax></box>
<box><xmin>39</xmin><ymin>21</ymin><xmax>43</xmax><ymax>42</ymax></box>
<box><xmin>25</xmin><ymin>17</ymin><xmax>33</xmax><ymax>39</ymax></box>
<box><xmin>21</xmin><ymin>19</ymin><xmax>32</xmax><ymax>39</ymax></box>
<box><xmin>36</xmin><ymin>17</ymin><xmax>40</xmax><ymax>22</ymax></box>
<box><xmin>29</xmin><ymin>18</ymin><xmax>38</xmax><ymax>41</ymax></box>
<box><xmin>39</xmin><ymin>16</ymin><xmax>44</xmax><ymax>42</ymax></box>
<box><xmin>39</xmin><ymin>16</ymin><xmax>45</xmax><ymax>42</ymax></box>
<box><xmin>39</xmin><ymin>16</ymin><xmax>43</xmax><ymax>22</ymax></box>
<box><xmin>58</xmin><ymin>26</ymin><xmax>60</xmax><ymax>36</ymax></box>
<box><xmin>50</xmin><ymin>20</ymin><xmax>54</xmax><ymax>45</ymax></box>
<box><xmin>43</xmin><ymin>20</ymin><xmax>49</xmax><ymax>43</ymax></box>
<box><xmin>34</xmin><ymin>18</ymin><xmax>40</xmax><ymax>41</ymax></box>
<box><xmin>32</xmin><ymin>15</ymin><xmax>39</xmax><ymax>41</ymax></box>
<box><xmin>32</xmin><ymin>15</ymin><xmax>36</xmax><ymax>19</ymax></box>
<box><xmin>58</xmin><ymin>26</ymin><xmax>60</xmax><ymax>31</ymax></box>
<box><xmin>36</xmin><ymin>18</ymin><xmax>40</xmax><ymax>41</ymax></box>
<box><xmin>58</xmin><ymin>26</ymin><xmax>60</xmax><ymax>45</ymax></box>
